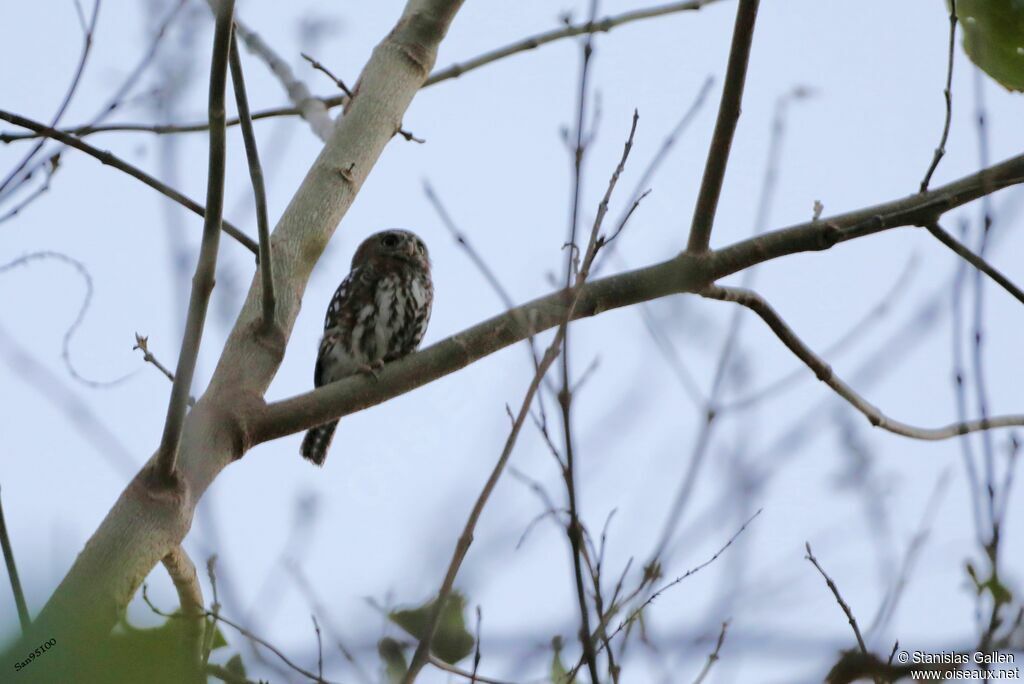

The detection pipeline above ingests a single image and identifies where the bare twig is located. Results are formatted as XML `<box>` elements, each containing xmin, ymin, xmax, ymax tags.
<box><xmin>312</xmin><ymin>615</ymin><xmax>323</xmax><ymax>681</ymax></box>
<box><xmin>202</xmin><ymin>556</ymin><xmax>222</xmax><ymax>665</ymax></box>
<box><xmin>206</xmin><ymin>663</ymin><xmax>259</xmax><ymax>684</ymax></box>
<box><xmin>0</xmin><ymin>0</ymin><xmax>100</xmax><ymax>199</ymax></box>
<box><xmin>427</xmin><ymin>654</ymin><xmax>515</xmax><ymax>684</ymax></box>
<box><xmin>0</xmin><ymin>251</ymin><xmax>136</xmax><ymax>389</ymax></box>
<box><xmin>300</xmin><ymin>52</ymin><xmax>353</xmax><ymax>97</ymax></box>
<box><xmin>0</xmin><ymin>484</ymin><xmax>30</xmax><ymax>633</ymax></box>
<box><xmin>229</xmin><ymin>34</ymin><xmax>276</xmax><ymax>330</ymax></box>
<box><xmin>686</xmin><ymin>0</ymin><xmax>760</xmax><ymax>252</ymax></box>
<box><xmin>919</xmin><ymin>0</ymin><xmax>957</xmax><ymax>193</ymax></box>
<box><xmin>700</xmin><ymin>284</ymin><xmax>1024</xmax><ymax>440</ymax></box>
<box><xmin>691</xmin><ymin>621</ymin><xmax>729</xmax><ymax>684</ymax></box>
<box><xmin>567</xmin><ymin>509</ymin><xmax>760</xmax><ymax>680</ymax></box>
<box><xmin>426</xmin><ymin>0</ymin><xmax>726</xmax><ymax>87</ymax></box>
<box><xmin>0</xmin><ymin>110</ymin><xmax>258</xmax><ymax>254</ymax></box>
<box><xmin>154</xmin><ymin>0</ymin><xmax>235</xmax><ymax>483</ymax></box>
<box><xmin>559</xmin><ymin>6</ymin><xmax>604</xmax><ymax>679</ymax></box>
<box><xmin>925</xmin><ymin>222</ymin><xmax>1024</xmax><ymax>306</ymax></box>
<box><xmin>805</xmin><ymin>543</ymin><xmax>870</xmax><ymax>657</ymax></box>
<box><xmin>1</xmin><ymin>2</ymin><xmax>728</xmax><ymax>142</ymax></box>
<box><xmin>229</xmin><ymin>11</ymin><xmax>334</xmax><ymax>140</ymax></box>
<box><xmin>133</xmin><ymin>333</ymin><xmax>197</xmax><ymax>407</ymax></box>
<box><xmin>0</xmin><ymin>154</ymin><xmax>60</xmax><ymax>225</ymax></box>
<box><xmin>162</xmin><ymin>545</ymin><xmax>205</xmax><ymax>677</ymax></box>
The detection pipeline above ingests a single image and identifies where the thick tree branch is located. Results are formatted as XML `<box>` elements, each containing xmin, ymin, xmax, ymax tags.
<box><xmin>228</xmin><ymin>34</ymin><xmax>276</xmax><ymax>330</ymax></box>
<box><xmin>699</xmin><ymin>284</ymin><xmax>1024</xmax><ymax>440</ymax></box>
<box><xmin>154</xmin><ymin>0</ymin><xmax>234</xmax><ymax>484</ymax></box>
<box><xmin>255</xmin><ymin>150</ymin><xmax>1024</xmax><ymax>442</ymax></box>
<box><xmin>686</xmin><ymin>0</ymin><xmax>759</xmax><ymax>252</ymax></box>
<box><xmin>12</xmin><ymin>1</ymin><xmax>466</xmax><ymax>673</ymax></box>
<box><xmin>0</xmin><ymin>110</ymin><xmax>258</xmax><ymax>254</ymax></box>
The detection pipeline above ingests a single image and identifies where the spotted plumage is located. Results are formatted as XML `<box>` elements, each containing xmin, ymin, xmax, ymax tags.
<box><xmin>300</xmin><ymin>229</ymin><xmax>433</xmax><ymax>466</ymax></box>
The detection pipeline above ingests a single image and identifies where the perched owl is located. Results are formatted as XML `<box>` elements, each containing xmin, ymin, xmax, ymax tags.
<box><xmin>300</xmin><ymin>229</ymin><xmax>433</xmax><ymax>465</ymax></box>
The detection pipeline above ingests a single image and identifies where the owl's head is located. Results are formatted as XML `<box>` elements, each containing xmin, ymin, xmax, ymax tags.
<box><xmin>352</xmin><ymin>229</ymin><xmax>430</xmax><ymax>271</ymax></box>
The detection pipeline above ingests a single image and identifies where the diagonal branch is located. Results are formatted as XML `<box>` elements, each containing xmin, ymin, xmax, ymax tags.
<box><xmin>154</xmin><ymin>0</ymin><xmax>235</xmax><ymax>483</ymax></box>
<box><xmin>925</xmin><ymin>222</ymin><xmax>1024</xmax><ymax>306</ymax></box>
<box><xmin>0</xmin><ymin>110</ymin><xmax>258</xmax><ymax>254</ymax></box>
<box><xmin>686</xmin><ymin>0</ymin><xmax>759</xmax><ymax>252</ymax></box>
<box><xmin>228</xmin><ymin>33</ymin><xmax>276</xmax><ymax>330</ymax></box>
<box><xmin>0</xmin><ymin>484</ymin><xmax>30</xmax><ymax>633</ymax></box>
<box><xmin>256</xmin><ymin>150</ymin><xmax>1024</xmax><ymax>444</ymax></box>
<box><xmin>699</xmin><ymin>284</ymin><xmax>1024</xmax><ymax>440</ymax></box>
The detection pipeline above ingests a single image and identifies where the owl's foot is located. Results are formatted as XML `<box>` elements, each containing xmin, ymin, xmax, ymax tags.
<box><xmin>357</xmin><ymin>360</ymin><xmax>385</xmax><ymax>380</ymax></box>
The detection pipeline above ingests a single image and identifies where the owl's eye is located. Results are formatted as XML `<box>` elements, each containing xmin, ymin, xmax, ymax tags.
<box><xmin>381</xmin><ymin>234</ymin><xmax>400</xmax><ymax>248</ymax></box>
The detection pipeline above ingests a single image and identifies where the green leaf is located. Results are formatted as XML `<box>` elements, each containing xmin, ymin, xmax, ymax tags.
<box><xmin>955</xmin><ymin>0</ymin><xmax>1024</xmax><ymax>91</ymax></box>
<box><xmin>550</xmin><ymin>636</ymin><xmax>575</xmax><ymax>684</ymax></box>
<box><xmin>224</xmin><ymin>653</ymin><xmax>247</xmax><ymax>677</ymax></box>
<box><xmin>378</xmin><ymin>637</ymin><xmax>408</xmax><ymax>684</ymax></box>
<box><xmin>389</xmin><ymin>591</ymin><xmax>475</xmax><ymax>664</ymax></box>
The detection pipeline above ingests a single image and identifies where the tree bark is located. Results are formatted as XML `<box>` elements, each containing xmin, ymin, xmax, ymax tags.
<box><xmin>11</xmin><ymin>0</ymin><xmax>465</xmax><ymax>675</ymax></box>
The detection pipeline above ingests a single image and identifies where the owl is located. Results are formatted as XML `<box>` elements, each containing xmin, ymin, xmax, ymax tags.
<box><xmin>300</xmin><ymin>229</ymin><xmax>433</xmax><ymax>465</ymax></box>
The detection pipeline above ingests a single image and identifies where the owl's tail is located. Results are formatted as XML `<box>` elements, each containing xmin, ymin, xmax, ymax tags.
<box><xmin>300</xmin><ymin>420</ymin><xmax>338</xmax><ymax>466</ymax></box>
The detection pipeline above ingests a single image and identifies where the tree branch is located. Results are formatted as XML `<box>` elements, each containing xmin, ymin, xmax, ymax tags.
<box><xmin>161</xmin><ymin>545</ymin><xmax>205</xmax><ymax>678</ymax></box>
<box><xmin>255</xmin><ymin>150</ymin><xmax>1024</xmax><ymax>443</ymax></box>
<box><xmin>686</xmin><ymin>0</ymin><xmax>759</xmax><ymax>252</ymax></box>
<box><xmin>699</xmin><ymin>284</ymin><xmax>1024</xmax><ymax>440</ymax></box>
<box><xmin>925</xmin><ymin>222</ymin><xmax>1024</xmax><ymax>306</ymax></box>
<box><xmin>0</xmin><ymin>484</ymin><xmax>30</xmax><ymax>633</ymax></box>
<box><xmin>0</xmin><ymin>110</ymin><xmax>258</xmax><ymax>254</ymax></box>
<box><xmin>919</xmin><ymin>0</ymin><xmax>957</xmax><ymax>193</ymax></box>
<box><xmin>229</xmin><ymin>10</ymin><xmax>334</xmax><ymax>140</ymax></box>
<box><xmin>153</xmin><ymin>0</ymin><xmax>234</xmax><ymax>484</ymax></box>
<box><xmin>11</xmin><ymin>1</ymin><xmax>467</xmax><ymax>672</ymax></box>
<box><xmin>228</xmin><ymin>34</ymin><xmax>276</xmax><ymax>330</ymax></box>
<box><xmin>1</xmin><ymin>0</ymin><xmax>727</xmax><ymax>141</ymax></box>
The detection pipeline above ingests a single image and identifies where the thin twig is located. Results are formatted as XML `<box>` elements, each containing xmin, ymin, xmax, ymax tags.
<box><xmin>228</xmin><ymin>9</ymin><xmax>333</xmax><ymax>140</ymax></box>
<box><xmin>133</xmin><ymin>333</ymin><xmax>197</xmax><ymax>407</ymax></box>
<box><xmin>425</xmin><ymin>0</ymin><xmax>726</xmax><ymax>87</ymax></box>
<box><xmin>686</xmin><ymin>0</ymin><xmax>760</xmax><ymax>252</ymax></box>
<box><xmin>0</xmin><ymin>0</ymin><xmax>100</xmax><ymax>199</ymax></box>
<box><xmin>567</xmin><ymin>509</ymin><xmax>760</xmax><ymax>680</ymax></box>
<box><xmin>919</xmin><ymin>0</ymin><xmax>957</xmax><ymax>193</ymax></box>
<box><xmin>229</xmin><ymin>34</ymin><xmax>276</xmax><ymax>330</ymax></box>
<box><xmin>1</xmin><ymin>1</ymin><xmax>726</xmax><ymax>142</ymax></box>
<box><xmin>312</xmin><ymin>615</ymin><xmax>323</xmax><ymax>681</ymax></box>
<box><xmin>300</xmin><ymin>52</ymin><xmax>353</xmax><ymax>97</ymax></box>
<box><xmin>202</xmin><ymin>556</ymin><xmax>222</xmax><ymax>665</ymax></box>
<box><xmin>0</xmin><ymin>484</ymin><xmax>30</xmax><ymax>632</ymax></box>
<box><xmin>691</xmin><ymin>621</ymin><xmax>729</xmax><ymax>684</ymax></box>
<box><xmin>699</xmin><ymin>284</ymin><xmax>1024</xmax><ymax>440</ymax></box>
<box><xmin>0</xmin><ymin>110</ymin><xmax>258</xmax><ymax>254</ymax></box>
<box><xmin>154</xmin><ymin>0</ymin><xmax>235</xmax><ymax>483</ymax></box>
<box><xmin>805</xmin><ymin>543</ymin><xmax>870</xmax><ymax>656</ymax></box>
<box><xmin>925</xmin><ymin>222</ymin><xmax>1024</xmax><ymax>306</ymax></box>
<box><xmin>559</xmin><ymin>6</ymin><xmax>604</xmax><ymax>680</ymax></box>
<box><xmin>427</xmin><ymin>654</ymin><xmax>516</xmax><ymax>684</ymax></box>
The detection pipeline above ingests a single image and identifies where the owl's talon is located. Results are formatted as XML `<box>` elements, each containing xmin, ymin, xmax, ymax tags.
<box><xmin>358</xmin><ymin>361</ymin><xmax>384</xmax><ymax>380</ymax></box>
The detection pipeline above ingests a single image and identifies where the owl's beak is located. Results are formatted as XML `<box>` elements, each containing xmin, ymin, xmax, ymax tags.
<box><xmin>404</xmin><ymin>242</ymin><xmax>418</xmax><ymax>258</ymax></box>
